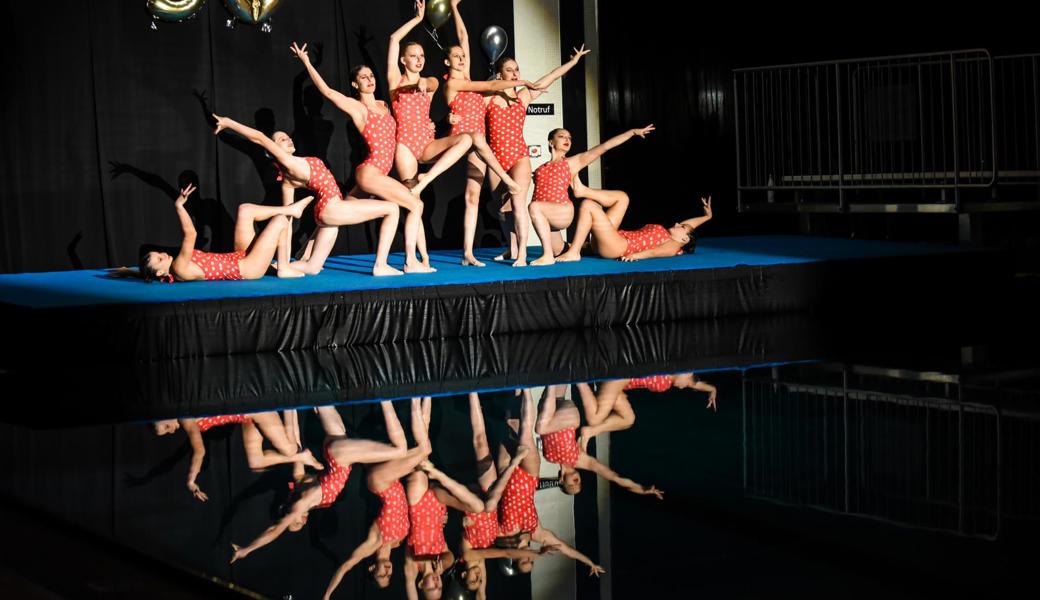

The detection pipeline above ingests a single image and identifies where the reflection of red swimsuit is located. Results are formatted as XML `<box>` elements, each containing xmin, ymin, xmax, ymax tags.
<box><xmin>376</xmin><ymin>481</ymin><xmax>411</xmax><ymax>543</ymax></box>
<box><xmin>357</xmin><ymin>106</ymin><xmax>397</xmax><ymax>176</ymax></box>
<box><xmin>408</xmin><ymin>489</ymin><xmax>447</xmax><ymax>556</ymax></box>
<box><xmin>449</xmin><ymin>90</ymin><xmax>487</xmax><ymax>136</ymax></box>
<box><xmin>316</xmin><ymin>441</ymin><xmax>353</xmax><ymax>508</ymax></box>
<box><xmin>498</xmin><ymin>466</ymin><xmax>538</xmax><ymax>534</ymax></box>
<box><xmin>196</xmin><ymin>414</ymin><xmax>251</xmax><ymax>432</ymax></box>
<box><xmin>463</xmin><ymin>511</ymin><xmax>499</xmax><ymax>549</ymax></box>
<box><xmin>618</xmin><ymin>224</ymin><xmax>682</xmax><ymax>257</ymax></box>
<box><xmin>531</xmin><ymin>160</ymin><xmax>571</xmax><ymax>204</ymax></box>
<box><xmin>275</xmin><ymin>157</ymin><xmax>341</xmax><ymax>226</ymax></box>
<box><xmin>393</xmin><ymin>86</ymin><xmax>434</xmax><ymax>160</ymax></box>
<box><xmin>190</xmin><ymin>250</ymin><xmax>246</xmax><ymax>281</ymax></box>
<box><xmin>487</xmin><ymin>98</ymin><xmax>528</xmax><ymax>172</ymax></box>
<box><xmin>541</xmin><ymin>427</ymin><xmax>580</xmax><ymax>467</ymax></box>
<box><xmin>625</xmin><ymin>375</ymin><xmax>675</xmax><ymax>393</ymax></box>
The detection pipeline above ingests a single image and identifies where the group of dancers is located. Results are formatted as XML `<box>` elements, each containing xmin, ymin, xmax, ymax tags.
<box><xmin>136</xmin><ymin>0</ymin><xmax>712</xmax><ymax>283</ymax></box>
<box><xmin>151</xmin><ymin>373</ymin><xmax>717</xmax><ymax>598</ymax></box>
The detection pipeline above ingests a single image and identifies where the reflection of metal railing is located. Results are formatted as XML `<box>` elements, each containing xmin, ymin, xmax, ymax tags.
<box><xmin>734</xmin><ymin>50</ymin><xmax>1040</xmax><ymax>213</ymax></box>
<box><xmin>741</xmin><ymin>369</ymin><xmax>1012</xmax><ymax>540</ymax></box>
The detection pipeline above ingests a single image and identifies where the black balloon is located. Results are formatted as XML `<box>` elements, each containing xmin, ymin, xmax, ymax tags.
<box><xmin>480</xmin><ymin>25</ymin><xmax>509</xmax><ymax>64</ymax></box>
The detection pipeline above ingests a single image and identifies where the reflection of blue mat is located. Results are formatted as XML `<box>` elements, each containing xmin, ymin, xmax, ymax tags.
<box><xmin>0</xmin><ymin>236</ymin><xmax>971</xmax><ymax>309</ymax></box>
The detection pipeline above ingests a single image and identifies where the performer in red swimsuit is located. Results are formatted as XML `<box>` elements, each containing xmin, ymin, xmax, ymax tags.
<box><xmin>322</xmin><ymin>398</ymin><xmax>435</xmax><ymax>598</ymax></box>
<box><xmin>230</xmin><ymin>403</ymin><xmax>409</xmax><ymax>563</ymax></box>
<box><xmin>556</xmin><ymin>179</ymin><xmax>712</xmax><ymax>262</ymax></box>
<box><xmin>526</xmin><ymin>125</ymin><xmax>656</xmax><ymax>266</ymax></box>
<box><xmin>535</xmin><ymin>385</ymin><xmax>664</xmax><ymax>499</ymax></box>
<box><xmin>152</xmin><ymin>411</ymin><xmax>322</xmax><ymax>502</ymax></box>
<box><xmin>137</xmin><ymin>183</ymin><xmax>312</xmax><ymax>282</ymax></box>
<box><xmin>486</xmin><ymin>46</ymin><xmax>590</xmax><ymax>266</ymax></box>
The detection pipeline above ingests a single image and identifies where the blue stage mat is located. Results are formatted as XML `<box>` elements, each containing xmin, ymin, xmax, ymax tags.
<box><xmin>0</xmin><ymin>236</ymin><xmax>971</xmax><ymax>309</ymax></box>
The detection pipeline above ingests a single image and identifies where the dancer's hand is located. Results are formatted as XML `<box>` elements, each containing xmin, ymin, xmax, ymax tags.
<box><xmin>176</xmin><ymin>183</ymin><xmax>197</xmax><ymax>207</ymax></box>
<box><xmin>631</xmin><ymin>124</ymin><xmax>655</xmax><ymax>138</ymax></box>
<box><xmin>522</xmin><ymin>80</ymin><xmax>545</xmax><ymax>91</ymax></box>
<box><xmin>642</xmin><ymin>485</ymin><xmax>665</xmax><ymax>500</ymax></box>
<box><xmin>451</xmin><ymin>0</ymin><xmax>463</xmax><ymax>8</ymax></box>
<box><xmin>569</xmin><ymin>44</ymin><xmax>591</xmax><ymax>64</ymax></box>
<box><xmin>619</xmin><ymin>255</ymin><xmax>641</xmax><ymax>262</ymax></box>
<box><xmin>187</xmin><ymin>480</ymin><xmax>208</xmax><ymax>502</ymax></box>
<box><xmin>290</xmin><ymin>42</ymin><xmax>310</xmax><ymax>63</ymax></box>
<box><xmin>589</xmin><ymin>564</ymin><xmax>606</xmax><ymax>577</ymax></box>
<box><xmin>419</xmin><ymin>460</ymin><xmax>436</xmax><ymax>474</ymax></box>
<box><xmin>701</xmin><ymin>195</ymin><xmax>712</xmax><ymax>218</ymax></box>
<box><xmin>706</xmin><ymin>388</ymin><xmax>717</xmax><ymax>412</ymax></box>
<box><xmin>230</xmin><ymin>543</ymin><xmax>247</xmax><ymax>563</ymax></box>
<box><xmin>428</xmin><ymin>121</ymin><xmax>437</xmax><ymax>134</ymax></box>
<box><xmin>414</xmin><ymin>0</ymin><xmax>425</xmax><ymax>17</ymax></box>
<box><xmin>212</xmin><ymin>114</ymin><xmax>233</xmax><ymax>135</ymax></box>
<box><xmin>447</xmin><ymin>112</ymin><xmax>461</xmax><ymax>125</ymax></box>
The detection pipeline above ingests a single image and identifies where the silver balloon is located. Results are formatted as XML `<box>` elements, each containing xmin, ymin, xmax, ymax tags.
<box><xmin>480</xmin><ymin>25</ymin><xmax>509</xmax><ymax>64</ymax></box>
<box><xmin>147</xmin><ymin>0</ymin><xmax>206</xmax><ymax>22</ymax></box>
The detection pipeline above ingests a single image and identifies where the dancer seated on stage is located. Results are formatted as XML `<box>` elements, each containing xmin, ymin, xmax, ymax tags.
<box><xmin>152</xmin><ymin>410</ymin><xmax>322</xmax><ymax>502</ymax></box>
<box><xmin>535</xmin><ymin>385</ymin><xmax>663</xmax><ymax>498</ymax></box>
<box><xmin>136</xmin><ymin>184</ymin><xmax>311</xmax><ymax>282</ymax></box>
<box><xmin>527</xmin><ymin>125</ymin><xmax>655</xmax><ymax>265</ymax></box>
<box><xmin>556</xmin><ymin>181</ymin><xmax>712</xmax><ymax>262</ymax></box>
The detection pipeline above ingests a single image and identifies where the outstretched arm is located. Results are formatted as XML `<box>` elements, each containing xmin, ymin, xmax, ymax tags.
<box><xmin>619</xmin><ymin>244</ymin><xmax>683</xmax><ymax>262</ymax></box>
<box><xmin>211</xmin><ymin>114</ymin><xmax>298</xmax><ymax>172</ymax></box>
<box><xmin>180</xmin><ymin>417</ymin><xmax>208</xmax><ymax>502</ymax></box>
<box><xmin>691</xmin><ymin>377</ymin><xmax>718</xmax><ymax>411</ymax></box>
<box><xmin>579</xmin><ymin>455</ymin><xmax>664</xmax><ymax>499</ymax></box>
<box><xmin>323</xmin><ymin>527</ymin><xmax>382</xmax><ymax>600</ymax></box>
<box><xmin>449</xmin><ymin>77</ymin><xmax>541</xmax><ymax>94</ymax></box>
<box><xmin>533</xmin><ymin>526</ymin><xmax>605</xmax><ymax>577</ymax></box>
<box><xmin>570</xmin><ymin>125</ymin><xmax>655</xmax><ymax>172</ymax></box>
<box><xmin>525</xmin><ymin>44</ymin><xmax>591</xmax><ymax>102</ymax></box>
<box><xmin>483</xmin><ymin>446</ymin><xmax>528</xmax><ymax>512</ymax></box>
<box><xmin>679</xmin><ymin>195</ymin><xmax>713</xmax><ymax>232</ymax></box>
<box><xmin>290</xmin><ymin>42</ymin><xmax>364</xmax><ymax>122</ymax></box>
<box><xmin>451</xmin><ymin>0</ymin><xmax>469</xmax><ymax>64</ymax></box>
<box><xmin>388</xmin><ymin>1</ymin><xmax>426</xmax><ymax>90</ymax></box>
<box><xmin>173</xmin><ymin>184</ymin><xmax>198</xmax><ymax>258</ymax></box>
<box><xmin>230</xmin><ymin>514</ymin><xmax>296</xmax><ymax>563</ymax></box>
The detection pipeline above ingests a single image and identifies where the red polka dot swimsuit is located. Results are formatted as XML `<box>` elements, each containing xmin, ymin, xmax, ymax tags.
<box><xmin>196</xmin><ymin>414</ymin><xmax>251</xmax><ymax>432</ymax></box>
<box><xmin>275</xmin><ymin>157</ymin><xmax>341</xmax><ymax>226</ymax></box>
<box><xmin>532</xmin><ymin>160</ymin><xmax>572</xmax><ymax>204</ymax></box>
<box><xmin>316</xmin><ymin>441</ymin><xmax>353</xmax><ymax>508</ymax></box>
<box><xmin>393</xmin><ymin>85</ymin><xmax>434</xmax><ymax>160</ymax></box>
<box><xmin>625</xmin><ymin>375</ymin><xmax>675</xmax><ymax>393</ymax></box>
<box><xmin>463</xmin><ymin>510</ymin><xmax>499</xmax><ymax>549</ymax></box>
<box><xmin>487</xmin><ymin>98</ymin><xmax>528</xmax><ymax>172</ymax></box>
<box><xmin>618</xmin><ymin>224</ymin><xmax>682</xmax><ymax>257</ymax></box>
<box><xmin>541</xmin><ymin>428</ymin><xmax>580</xmax><ymax>467</ymax></box>
<box><xmin>376</xmin><ymin>480</ymin><xmax>411</xmax><ymax>544</ymax></box>
<box><xmin>498</xmin><ymin>466</ymin><xmax>539</xmax><ymax>535</ymax></box>
<box><xmin>408</xmin><ymin>489</ymin><xmax>448</xmax><ymax>557</ymax></box>
<box><xmin>189</xmin><ymin>250</ymin><xmax>246</xmax><ymax>281</ymax></box>
<box><xmin>449</xmin><ymin>90</ymin><xmax>487</xmax><ymax>136</ymax></box>
<box><xmin>357</xmin><ymin>105</ymin><xmax>397</xmax><ymax>176</ymax></box>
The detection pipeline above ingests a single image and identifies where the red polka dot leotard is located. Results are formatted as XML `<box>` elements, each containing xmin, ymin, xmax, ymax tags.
<box><xmin>449</xmin><ymin>90</ymin><xmax>487</xmax><ymax>136</ymax></box>
<box><xmin>393</xmin><ymin>85</ymin><xmax>434</xmax><ymax>160</ymax></box>
<box><xmin>618</xmin><ymin>224</ymin><xmax>682</xmax><ymax>257</ymax></box>
<box><xmin>408</xmin><ymin>489</ymin><xmax>448</xmax><ymax>557</ymax></box>
<box><xmin>196</xmin><ymin>414</ymin><xmax>252</xmax><ymax>432</ymax></box>
<box><xmin>541</xmin><ymin>428</ymin><xmax>580</xmax><ymax>467</ymax></box>
<box><xmin>190</xmin><ymin>250</ymin><xmax>246</xmax><ymax>281</ymax></box>
<box><xmin>497</xmin><ymin>466</ymin><xmax>538</xmax><ymax>535</ymax></box>
<box><xmin>487</xmin><ymin>98</ymin><xmax>528</xmax><ymax>172</ymax></box>
<box><xmin>532</xmin><ymin>160</ymin><xmax>572</xmax><ymax>204</ymax></box>
<box><xmin>357</xmin><ymin>105</ymin><xmax>397</xmax><ymax>176</ymax></box>
<box><xmin>376</xmin><ymin>480</ymin><xmax>411</xmax><ymax>544</ymax></box>
<box><xmin>463</xmin><ymin>511</ymin><xmax>499</xmax><ymax>549</ymax></box>
<box><xmin>624</xmin><ymin>375</ymin><xmax>675</xmax><ymax>393</ymax></box>
<box><xmin>316</xmin><ymin>441</ymin><xmax>353</xmax><ymax>508</ymax></box>
<box><xmin>274</xmin><ymin>157</ymin><xmax>342</xmax><ymax>226</ymax></box>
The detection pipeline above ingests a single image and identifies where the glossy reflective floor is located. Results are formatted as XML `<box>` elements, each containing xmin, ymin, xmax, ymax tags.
<box><xmin>1</xmin><ymin>312</ymin><xmax>1038</xmax><ymax>599</ymax></box>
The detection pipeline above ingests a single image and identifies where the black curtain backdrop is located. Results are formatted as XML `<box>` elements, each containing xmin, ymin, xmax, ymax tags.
<box><xmin>1</xmin><ymin>0</ymin><xmax>513</xmax><ymax>273</ymax></box>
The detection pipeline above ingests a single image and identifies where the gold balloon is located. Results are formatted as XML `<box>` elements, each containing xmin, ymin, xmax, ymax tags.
<box><xmin>222</xmin><ymin>0</ymin><xmax>284</xmax><ymax>24</ymax></box>
<box><xmin>425</xmin><ymin>0</ymin><xmax>452</xmax><ymax>29</ymax></box>
<box><xmin>147</xmin><ymin>0</ymin><xmax>206</xmax><ymax>22</ymax></box>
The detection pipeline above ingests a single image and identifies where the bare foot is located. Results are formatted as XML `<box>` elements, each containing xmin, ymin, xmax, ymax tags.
<box><xmin>530</xmin><ymin>254</ymin><xmax>555</xmax><ymax>266</ymax></box>
<box><xmin>512</xmin><ymin>256</ymin><xmax>528</xmax><ymax>267</ymax></box>
<box><xmin>372</xmin><ymin>263</ymin><xmax>404</xmax><ymax>276</ymax></box>
<box><xmin>556</xmin><ymin>251</ymin><xmax>581</xmax><ymax>263</ymax></box>
<box><xmin>277</xmin><ymin>265</ymin><xmax>306</xmax><ymax>278</ymax></box>
<box><xmin>462</xmin><ymin>254</ymin><xmax>486</xmax><ymax>267</ymax></box>
<box><xmin>288</xmin><ymin>196</ymin><xmax>314</xmax><ymax>219</ymax></box>
<box><xmin>410</xmin><ymin>173</ymin><xmax>429</xmax><ymax>196</ymax></box>
<box><xmin>420</xmin><ymin>256</ymin><xmax>436</xmax><ymax>271</ymax></box>
<box><xmin>493</xmin><ymin>252</ymin><xmax>509</xmax><ymax>261</ymax></box>
<box><xmin>404</xmin><ymin>262</ymin><xmax>436</xmax><ymax>274</ymax></box>
<box><xmin>297</xmin><ymin>449</ymin><xmax>324</xmax><ymax>470</ymax></box>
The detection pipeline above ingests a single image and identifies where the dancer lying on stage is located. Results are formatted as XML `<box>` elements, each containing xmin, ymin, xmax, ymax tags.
<box><xmin>230</xmin><ymin>404</ymin><xmax>407</xmax><ymax>563</ymax></box>
<box><xmin>624</xmin><ymin>372</ymin><xmax>717</xmax><ymax>409</ymax></box>
<box><xmin>152</xmin><ymin>411</ymin><xmax>322</xmax><ymax>502</ymax></box>
<box><xmin>556</xmin><ymin>181</ymin><xmax>712</xmax><ymax>262</ymax></box>
<box><xmin>137</xmin><ymin>184</ymin><xmax>311</xmax><ymax>282</ymax></box>
<box><xmin>322</xmin><ymin>398</ymin><xmax>432</xmax><ymax>598</ymax></box>
<box><xmin>291</xmin><ymin>43</ymin><xmax>436</xmax><ymax>274</ymax></box>
<box><xmin>535</xmin><ymin>385</ymin><xmax>664</xmax><ymax>498</ymax></box>
<box><xmin>527</xmin><ymin>125</ymin><xmax>655</xmax><ymax>265</ymax></box>
<box><xmin>211</xmin><ymin>111</ymin><xmax>403</xmax><ymax>276</ymax></box>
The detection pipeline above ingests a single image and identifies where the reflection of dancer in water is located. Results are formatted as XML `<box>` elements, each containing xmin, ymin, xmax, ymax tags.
<box><xmin>322</xmin><ymin>399</ymin><xmax>433</xmax><ymax>599</ymax></box>
<box><xmin>457</xmin><ymin>393</ymin><xmax>554</xmax><ymax>597</ymax></box>
<box><xmin>557</xmin><ymin>181</ymin><xmax>712</xmax><ymax>262</ymax></box>
<box><xmin>496</xmin><ymin>389</ymin><xmax>605</xmax><ymax>577</ymax></box>
<box><xmin>527</xmin><ymin>125</ymin><xmax>655</xmax><ymax>265</ymax></box>
<box><xmin>536</xmin><ymin>385</ymin><xmax>664</xmax><ymax>499</ymax></box>
<box><xmin>230</xmin><ymin>403</ymin><xmax>407</xmax><ymax>562</ymax></box>
<box><xmin>153</xmin><ymin>411</ymin><xmax>322</xmax><ymax>502</ymax></box>
<box><xmin>137</xmin><ymin>184</ymin><xmax>311</xmax><ymax>282</ymax></box>
<box><xmin>403</xmin><ymin>398</ymin><xmax>486</xmax><ymax>600</ymax></box>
